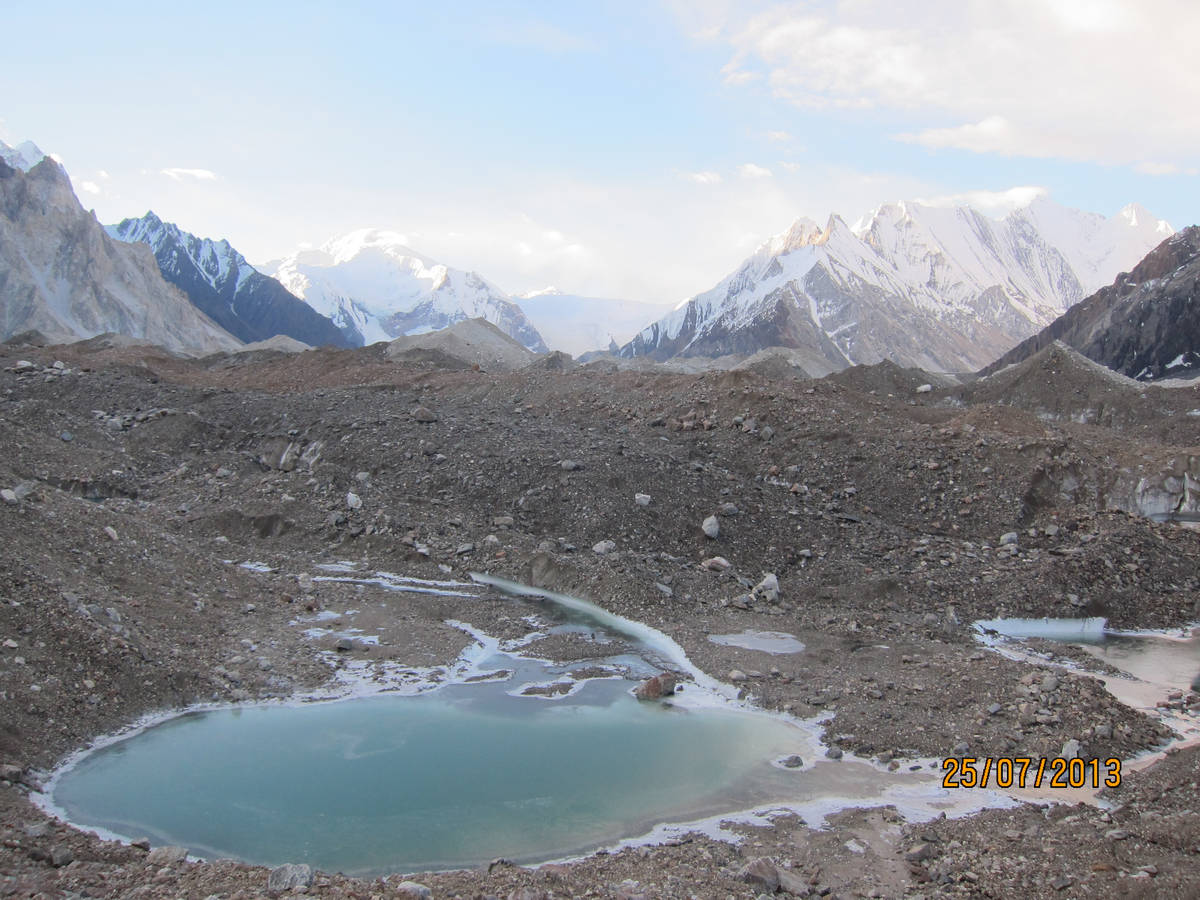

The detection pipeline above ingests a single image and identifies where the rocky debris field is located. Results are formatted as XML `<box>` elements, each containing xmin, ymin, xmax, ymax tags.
<box><xmin>1</xmin><ymin>339</ymin><xmax>1199</xmax><ymax>898</ymax></box>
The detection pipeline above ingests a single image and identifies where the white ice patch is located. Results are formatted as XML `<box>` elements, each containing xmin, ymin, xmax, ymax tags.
<box><xmin>709</xmin><ymin>631</ymin><xmax>806</xmax><ymax>654</ymax></box>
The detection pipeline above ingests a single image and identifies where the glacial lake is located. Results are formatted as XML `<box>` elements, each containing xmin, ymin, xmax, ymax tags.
<box><xmin>52</xmin><ymin>672</ymin><xmax>809</xmax><ymax>874</ymax></box>
<box><xmin>49</xmin><ymin>573</ymin><xmax>972</xmax><ymax>875</ymax></box>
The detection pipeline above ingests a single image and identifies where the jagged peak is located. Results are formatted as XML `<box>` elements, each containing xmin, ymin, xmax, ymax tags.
<box><xmin>1118</xmin><ymin>202</ymin><xmax>1173</xmax><ymax>234</ymax></box>
<box><xmin>0</xmin><ymin>139</ymin><xmax>47</xmax><ymax>172</ymax></box>
<box><xmin>762</xmin><ymin>217</ymin><xmax>825</xmax><ymax>256</ymax></box>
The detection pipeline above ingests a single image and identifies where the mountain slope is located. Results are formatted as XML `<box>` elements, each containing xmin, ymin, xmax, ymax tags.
<box><xmin>107</xmin><ymin>212</ymin><xmax>352</xmax><ymax>348</ymax></box>
<box><xmin>621</xmin><ymin>199</ymin><xmax>1172</xmax><ymax>373</ymax></box>
<box><xmin>980</xmin><ymin>227</ymin><xmax>1200</xmax><ymax>381</ymax></box>
<box><xmin>268</xmin><ymin>230</ymin><xmax>547</xmax><ymax>351</ymax></box>
<box><xmin>0</xmin><ymin>153</ymin><xmax>240</xmax><ymax>355</ymax></box>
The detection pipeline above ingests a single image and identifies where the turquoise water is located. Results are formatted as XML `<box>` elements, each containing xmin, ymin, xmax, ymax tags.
<box><xmin>52</xmin><ymin>676</ymin><xmax>804</xmax><ymax>874</ymax></box>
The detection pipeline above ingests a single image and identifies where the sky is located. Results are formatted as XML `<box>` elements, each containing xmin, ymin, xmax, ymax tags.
<box><xmin>3</xmin><ymin>0</ymin><xmax>1198</xmax><ymax>306</ymax></box>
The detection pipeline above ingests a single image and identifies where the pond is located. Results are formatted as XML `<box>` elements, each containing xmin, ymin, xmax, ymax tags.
<box><xmin>47</xmin><ymin>572</ymin><xmax>983</xmax><ymax>876</ymax></box>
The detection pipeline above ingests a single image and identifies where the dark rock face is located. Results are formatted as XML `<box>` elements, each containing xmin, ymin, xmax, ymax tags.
<box><xmin>981</xmin><ymin>227</ymin><xmax>1200</xmax><ymax>381</ymax></box>
<box><xmin>109</xmin><ymin>213</ymin><xmax>354</xmax><ymax>349</ymax></box>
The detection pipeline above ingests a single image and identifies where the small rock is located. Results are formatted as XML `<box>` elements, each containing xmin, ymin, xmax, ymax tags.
<box><xmin>0</xmin><ymin>489</ymin><xmax>17</xmax><ymax>506</ymax></box>
<box><xmin>782</xmin><ymin>754</ymin><xmax>804</xmax><ymax>768</ymax></box>
<box><xmin>739</xmin><ymin>857</ymin><xmax>780</xmax><ymax>892</ymax></box>
<box><xmin>1105</xmin><ymin>829</ymin><xmax>1129</xmax><ymax>840</ymax></box>
<box><xmin>1061</xmin><ymin>739</ymin><xmax>1081</xmax><ymax>760</ymax></box>
<box><xmin>592</xmin><ymin>539</ymin><xmax>617</xmax><ymax>555</ymax></box>
<box><xmin>719</xmin><ymin>502</ymin><xmax>740</xmax><ymax>516</ymax></box>
<box><xmin>700</xmin><ymin>556</ymin><xmax>731</xmax><ymax>571</ymax></box>
<box><xmin>395</xmin><ymin>881</ymin><xmax>433</xmax><ymax>899</ymax></box>
<box><xmin>1051</xmin><ymin>875</ymin><xmax>1073</xmax><ymax>891</ymax></box>
<box><xmin>1044</xmin><ymin>524</ymin><xmax>1061</xmax><ymax>537</ymax></box>
<box><xmin>413</xmin><ymin>407</ymin><xmax>438</xmax><ymax>423</ymax></box>
<box><xmin>999</xmin><ymin>531</ymin><xmax>1019</xmax><ymax>546</ymax></box>
<box><xmin>1041</xmin><ymin>674</ymin><xmax>1060</xmax><ymax>692</ymax></box>
<box><xmin>146</xmin><ymin>845</ymin><xmax>188</xmax><ymax>865</ymax></box>
<box><xmin>492</xmin><ymin>515</ymin><xmax>514</xmax><ymax>527</ymax></box>
<box><xmin>1094</xmin><ymin>723</ymin><xmax>1113</xmax><ymax>739</ymax></box>
<box><xmin>49</xmin><ymin>846</ymin><xmax>74</xmax><ymax>867</ymax></box>
<box><xmin>59</xmin><ymin>431</ymin><xmax>73</xmax><ymax>442</ymax></box>
<box><xmin>728</xmin><ymin>669</ymin><xmax>748</xmax><ymax>682</ymax></box>
<box><xmin>455</xmin><ymin>542</ymin><xmax>475</xmax><ymax>555</ymax></box>
<box><xmin>345</xmin><ymin>492</ymin><xmax>362</xmax><ymax>510</ymax></box>
<box><xmin>987</xmin><ymin>702</ymin><xmax>1003</xmax><ymax>715</ymax></box>
<box><xmin>826</xmin><ymin>746</ymin><xmax>844</xmax><ymax>760</ymax></box>
<box><xmin>559</xmin><ymin>459</ymin><xmax>581</xmax><ymax>471</ymax></box>
<box><xmin>268</xmin><ymin>863</ymin><xmax>314</xmax><ymax>893</ymax></box>
<box><xmin>634</xmin><ymin>493</ymin><xmax>651</xmax><ymax>506</ymax></box>
<box><xmin>754</xmin><ymin>573</ymin><xmax>780</xmax><ymax>603</ymax></box>
<box><xmin>634</xmin><ymin>673</ymin><xmax>677</xmax><ymax>700</ymax></box>
<box><xmin>915</xmin><ymin>384</ymin><xmax>933</xmax><ymax>393</ymax></box>
<box><xmin>103</xmin><ymin>525</ymin><xmax>118</xmax><ymax>541</ymax></box>
<box><xmin>702</xmin><ymin>515</ymin><xmax>720</xmax><ymax>539</ymax></box>
<box><xmin>904</xmin><ymin>842</ymin><xmax>934</xmax><ymax>862</ymax></box>
<box><xmin>334</xmin><ymin>637</ymin><xmax>354</xmax><ymax>652</ymax></box>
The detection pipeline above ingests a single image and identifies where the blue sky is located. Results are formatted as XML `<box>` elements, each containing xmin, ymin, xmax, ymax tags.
<box><xmin>3</xmin><ymin>0</ymin><xmax>1197</xmax><ymax>303</ymax></box>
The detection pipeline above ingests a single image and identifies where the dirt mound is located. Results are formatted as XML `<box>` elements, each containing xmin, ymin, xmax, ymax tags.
<box><xmin>384</xmin><ymin>318</ymin><xmax>535</xmax><ymax>371</ymax></box>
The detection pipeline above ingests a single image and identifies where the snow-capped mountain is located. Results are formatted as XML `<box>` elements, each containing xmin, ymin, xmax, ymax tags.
<box><xmin>982</xmin><ymin>226</ymin><xmax>1200</xmax><ymax>381</ymax></box>
<box><xmin>0</xmin><ymin>139</ymin><xmax>45</xmax><ymax>172</ymax></box>
<box><xmin>0</xmin><ymin>148</ymin><xmax>240</xmax><ymax>355</ymax></box>
<box><xmin>268</xmin><ymin>230</ymin><xmax>548</xmax><ymax>351</ymax></box>
<box><xmin>620</xmin><ymin>198</ymin><xmax>1174</xmax><ymax>373</ymax></box>
<box><xmin>514</xmin><ymin>287</ymin><xmax>669</xmax><ymax>356</ymax></box>
<box><xmin>108</xmin><ymin>212</ymin><xmax>352</xmax><ymax>348</ymax></box>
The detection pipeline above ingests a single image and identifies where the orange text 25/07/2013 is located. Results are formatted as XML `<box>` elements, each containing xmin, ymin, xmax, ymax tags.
<box><xmin>941</xmin><ymin>756</ymin><xmax>1121</xmax><ymax>790</ymax></box>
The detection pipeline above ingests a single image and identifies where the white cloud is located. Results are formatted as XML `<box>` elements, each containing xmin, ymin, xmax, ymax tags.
<box><xmin>77</xmin><ymin>180</ymin><xmax>101</xmax><ymax>195</ymax></box>
<box><xmin>683</xmin><ymin>170</ymin><xmax>723</xmax><ymax>184</ymax></box>
<box><xmin>161</xmin><ymin>167</ymin><xmax>217</xmax><ymax>181</ymax></box>
<box><xmin>98</xmin><ymin>170</ymin><xmax>110</xmax><ymax>180</ymax></box>
<box><xmin>766</xmin><ymin>130</ymin><xmax>792</xmax><ymax>142</ymax></box>
<box><xmin>708</xmin><ymin>0</ymin><xmax>1200</xmax><ymax>168</ymax></box>
<box><xmin>897</xmin><ymin>116</ymin><xmax>1018</xmax><ymax>155</ymax></box>
<box><xmin>738</xmin><ymin>162</ymin><xmax>772</xmax><ymax>178</ymax></box>
<box><xmin>919</xmin><ymin>185</ymin><xmax>1049</xmax><ymax>216</ymax></box>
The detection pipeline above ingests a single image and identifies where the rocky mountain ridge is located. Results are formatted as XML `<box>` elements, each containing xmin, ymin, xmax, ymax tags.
<box><xmin>0</xmin><ymin>154</ymin><xmax>240</xmax><ymax>355</ymax></box>
<box><xmin>620</xmin><ymin>199</ymin><xmax>1172</xmax><ymax>373</ymax></box>
<box><xmin>108</xmin><ymin>212</ymin><xmax>352</xmax><ymax>349</ymax></box>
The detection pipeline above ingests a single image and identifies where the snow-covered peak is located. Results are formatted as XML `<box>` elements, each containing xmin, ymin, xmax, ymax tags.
<box><xmin>1117</xmin><ymin>202</ymin><xmax>1173</xmax><ymax>235</ymax></box>
<box><xmin>0</xmin><ymin>139</ymin><xmax>47</xmax><ymax>172</ymax></box>
<box><xmin>268</xmin><ymin>231</ymin><xmax>547</xmax><ymax>351</ymax></box>
<box><xmin>107</xmin><ymin>212</ymin><xmax>258</xmax><ymax>294</ymax></box>
<box><xmin>762</xmin><ymin>217</ymin><xmax>824</xmax><ymax>256</ymax></box>
<box><xmin>320</xmin><ymin>228</ymin><xmax>433</xmax><ymax>267</ymax></box>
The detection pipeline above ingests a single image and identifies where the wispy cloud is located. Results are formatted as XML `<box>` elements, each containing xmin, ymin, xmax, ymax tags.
<box><xmin>738</xmin><ymin>162</ymin><xmax>772</xmax><ymax>178</ymax></box>
<box><xmin>700</xmin><ymin>0</ymin><xmax>1200</xmax><ymax>169</ymax></box>
<box><xmin>919</xmin><ymin>185</ymin><xmax>1049</xmax><ymax>216</ymax></box>
<box><xmin>77</xmin><ymin>180</ymin><xmax>101</xmax><ymax>195</ymax></box>
<box><xmin>161</xmin><ymin>167</ymin><xmax>217</xmax><ymax>182</ymax></box>
<box><xmin>682</xmin><ymin>170</ymin><xmax>723</xmax><ymax>185</ymax></box>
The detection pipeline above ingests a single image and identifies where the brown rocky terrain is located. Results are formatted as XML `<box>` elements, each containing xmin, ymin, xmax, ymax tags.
<box><xmin>1</xmin><ymin>334</ymin><xmax>1199</xmax><ymax>898</ymax></box>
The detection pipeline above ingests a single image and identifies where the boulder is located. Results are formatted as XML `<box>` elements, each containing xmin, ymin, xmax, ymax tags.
<box><xmin>268</xmin><ymin>863</ymin><xmax>314</xmax><ymax>893</ymax></box>
<box><xmin>634</xmin><ymin>673</ymin><xmax>678</xmax><ymax>700</ymax></box>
